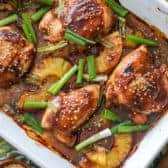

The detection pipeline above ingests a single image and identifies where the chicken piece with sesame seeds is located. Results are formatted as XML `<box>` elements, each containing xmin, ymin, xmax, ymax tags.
<box><xmin>0</xmin><ymin>27</ymin><xmax>35</xmax><ymax>88</ymax></box>
<box><xmin>106</xmin><ymin>45</ymin><xmax>168</xmax><ymax>114</ymax></box>
<box><xmin>39</xmin><ymin>0</ymin><xmax>114</xmax><ymax>43</ymax></box>
<box><xmin>41</xmin><ymin>84</ymin><xmax>100</xmax><ymax>146</ymax></box>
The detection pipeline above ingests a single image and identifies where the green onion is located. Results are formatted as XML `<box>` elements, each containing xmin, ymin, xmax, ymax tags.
<box><xmin>65</xmin><ymin>29</ymin><xmax>96</xmax><ymax>46</ymax></box>
<box><xmin>126</xmin><ymin>35</ymin><xmax>158</xmax><ymax>47</ymax></box>
<box><xmin>9</xmin><ymin>0</ymin><xmax>18</xmax><ymax>8</ymax></box>
<box><xmin>76</xmin><ymin>59</ymin><xmax>85</xmax><ymax>84</ymax></box>
<box><xmin>87</xmin><ymin>55</ymin><xmax>96</xmax><ymax>80</ymax></box>
<box><xmin>22</xmin><ymin>13</ymin><xmax>37</xmax><ymax>44</ymax></box>
<box><xmin>0</xmin><ymin>14</ymin><xmax>18</xmax><ymax>27</ymax></box>
<box><xmin>22</xmin><ymin>113</ymin><xmax>44</xmax><ymax>134</ymax></box>
<box><xmin>48</xmin><ymin>65</ymin><xmax>78</xmax><ymax>95</ymax></box>
<box><xmin>75</xmin><ymin>128</ymin><xmax>112</xmax><ymax>151</ymax></box>
<box><xmin>37</xmin><ymin>40</ymin><xmax>68</xmax><ymax>52</ymax></box>
<box><xmin>102</xmin><ymin>109</ymin><xmax>122</xmax><ymax>122</ymax></box>
<box><xmin>111</xmin><ymin>124</ymin><xmax>150</xmax><ymax>134</ymax></box>
<box><xmin>57</xmin><ymin>0</ymin><xmax>64</xmax><ymax>18</ymax></box>
<box><xmin>31</xmin><ymin>6</ymin><xmax>50</xmax><ymax>23</ymax></box>
<box><xmin>118</xmin><ymin>16</ymin><xmax>126</xmax><ymax>38</ymax></box>
<box><xmin>40</xmin><ymin>0</ymin><xmax>54</xmax><ymax>5</ymax></box>
<box><xmin>83</xmin><ymin>74</ymin><xmax>108</xmax><ymax>82</ymax></box>
<box><xmin>105</xmin><ymin>0</ymin><xmax>128</xmax><ymax>17</ymax></box>
<box><xmin>23</xmin><ymin>101</ymin><xmax>48</xmax><ymax>109</ymax></box>
<box><xmin>75</xmin><ymin>121</ymin><xmax>149</xmax><ymax>151</ymax></box>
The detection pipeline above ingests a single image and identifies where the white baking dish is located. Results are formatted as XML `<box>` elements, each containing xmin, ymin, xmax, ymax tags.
<box><xmin>0</xmin><ymin>1</ymin><xmax>168</xmax><ymax>168</ymax></box>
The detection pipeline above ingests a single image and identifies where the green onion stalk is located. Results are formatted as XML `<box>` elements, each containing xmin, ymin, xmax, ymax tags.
<box><xmin>48</xmin><ymin>65</ymin><xmax>78</xmax><ymax>95</ymax></box>
<box><xmin>0</xmin><ymin>14</ymin><xmax>18</xmax><ymax>27</ymax></box>
<box><xmin>126</xmin><ymin>35</ymin><xmax>158</xmax><ymax>47</ymax></box>
<box><xmin>65</xmin><ymin>29</ymin><xmax>96</xmax><ymax>46</ymax></box>
<box><xmin>75</xmin><ymin>121</ymin><xmax>149</xmax><ymax>151</ymax></box>
<box><xmin>37</xmin><ymin>40</ymin><xmax>68</xmax><ymax>52</ymax></box>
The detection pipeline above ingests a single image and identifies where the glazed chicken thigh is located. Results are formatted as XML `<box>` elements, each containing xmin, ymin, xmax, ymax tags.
<box><xmin>106</xmin><ymin>45</ymin><xmax>168</xmax><ymax>114</ymax></box>
<box><xmin>42</xmin><ymin>85</ymin><xmax>100</xmax><ymax>145</ymax></box>
<box><xmin>39</xmin><ymin>0</ymin><xmax>114</xmax><ymax>43</ymax></box>
<box><xmin>0</xmin><ymin>27</ymin><xmax>34</xmax><ymax>88</ymax></box>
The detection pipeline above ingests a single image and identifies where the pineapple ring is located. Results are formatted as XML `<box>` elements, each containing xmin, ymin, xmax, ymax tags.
<box><xmin>86</xmin><ymin>134</ymin><xmax>132</xmax><ymax>168</ymax></box>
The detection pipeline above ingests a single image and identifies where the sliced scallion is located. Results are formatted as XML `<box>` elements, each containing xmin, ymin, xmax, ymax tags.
<box><xmin>87</xmin><ymin>55</ymin><xmax>96</xmax><ymax>80</ymax></box>
<box><xmin>23</xmin><ymin>101</ymin><xmax>48</xmax><ymax>109</ymax></box>
<box><xmin>48</xmin><ymin>65</ymin><xmax>78</xmax><ymax>95</ymax></box>
<box><xmin>65</xmin><ymin>29</ymin><xmax>96</xmax><ymax>46</ymax></box>
<box><xmin>57</xmin><ymin>0</ymin><xmax>64</xmax><ymax>18</ymax></box>
<box><xmin>22</xmin><ymin>113</ymin><xmax>44</xmax><ymax>134</ymax></box>
<box><xmin>76</xmin><ymin>58</ymin><xmax>85</xmax><ymax>84</ymax></box>
<box><xmin>37</xmin><ymin>40</ymin><xmax>68</xmax><ymax>52</ymax></box>
<box><xmin>102</xmin><ymin>109</ymin><xmax>122</xmax><ymax>122</ymax></box>
<box><xmin>31</xmin><ymin>6</ymin><xmax>50</xmax><ymax>23</ymax></box>
<box><xmin>75</xmin><ymin>121</ymin><xmax>149</xmax><ymax>151</ymax></box>
<box><xmin>40</xmin><ymin>0</ymin><xmax>54</xmax><ymax>5</ymax></box>
<box><xmin>0</xmin><ymin>14</ymin><xmax>18</xmax><ymax>27</ymax></box>
<box><xmin>22</xmin><ymin>13</ymin><xmax>37</xmax><ymax>44</ymax></box>
<box><xmin>126</xmin><ymin>35</ymin><xmax>158</xmax><ymax>47</ymax></box>
<box><xmin>105</xmin><ymin>0</ymin><xmax>128</xmax><ymax>17</ymax></box>
<box><xmin>83</xmin><ymin>74</ymin><xmax>107</xmax><ymax>82</ymax></box>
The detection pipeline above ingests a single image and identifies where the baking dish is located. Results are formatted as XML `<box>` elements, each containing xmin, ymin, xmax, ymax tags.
<box><xmin>0</xmin><ymin>0</ymin><xmax>168</xmax><ymax>168</ymax></box>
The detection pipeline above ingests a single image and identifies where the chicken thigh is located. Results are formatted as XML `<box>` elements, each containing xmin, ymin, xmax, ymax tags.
<box><xmin>0</xmin><ymin>27</ymin><xmax>34</xmax><ymax>88</ymax></box>
<box><xmin>106</xmin><ymin>45</ymin><xmax>168</xmax><ymax>114</ymax></box>
<box><xmin>39</xmin><ymin>0</ymin><xmax>114</xmax><ymax>43</ymax></box>
<box><xmin>42</xmin><ymin>84</ymin><xmax>100</xmax><ymax>145</ymax></box>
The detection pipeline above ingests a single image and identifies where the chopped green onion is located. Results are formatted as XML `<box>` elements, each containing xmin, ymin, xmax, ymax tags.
<box><xmin>22</xmin><ymin>113</ymin><xmax>44</xmax><ymax>134</ymax></box>
<box><xmin>126</xmin><ymin>35</ymin><xmax>158</xmax><ymax>47</ymax></box>
<box><xmin>76</xmin><ymin>59</ymin><xmax>85</xmax><ymax>84</ymax></box>
<box><xmin>0</xmin><ymin>14</ymin><xmax>18</xmax><ymax>27</ymax></box>
<box><xmin>102</xmin><ymin>109</ymin><xmax>122</xmax><ymax>122</ymax></box>
<box><xmin>87</xmin><ymin>55</ymin><xmax>96</xmax><ymax>80</ymax></box>
<box><xmin>65</xmin><ymin>29</ymin><xmax>96</xmax><ymax>46</ymax></box>
<box><xmin>48</xmin><ymin>65</ymin><xmax>78</xmax><ymax>95</ymax></box>
<box><xmin>22</xmin><ymin>13</ymin><xmax>37</xmax><ymax>44</ymax></box>
<box><xmin>40</xmin><ymin>0</ymin><xmax>54</xmax><ymax>5</ymax></box>
<box><xmin>75</xmin><ymin>128</ymin><xmax>112</xmax><ymax>151</ymax></box>
<box><xmin>37</xmin><ymin>40</ymin><xmax>68</xmax><ymax>52</ymax></box>
<box><xmin>22</xmin><ymin>23</ymin><xmax>32</xmax><ymax>42</ymax></box>
<box><xmin>75</xmin><ymin>121</ymin><xmax>149</xmax><ymax>151</ymax></box>
<box><xmin>31</xmin><ymin>6</ymin><xmax>50</xmax><ymax>23</ymax></box>
<box><xmin>83</xmin><ymin>74</ymin><xmax>107</xmax><ymax>82</ymax></box>
<box><xmin>9</xmin><ymin>0</ymin><xmax>18</xmax><ymax>8</ymax></box>
<box><xmin>23</xmin><ymin>101</ymin><xmax>48</xmax><ymax>109</ymax></box>
<box><xmin>105</xmin><ymin>0</ymin><xmax>128</xmax><ymax>17</ymax></box>
<box><xmin>118</xmin><ymin>16</ymin><xmax>126</xmax><ymax>38</ymax></box>
<box><xmin>57</xmin><ymin>0</ymin><xmax>64</xmax><ymax>18</ymax></box>
<box><xmin>111</xmin><ymin>124</ymin><xmax>150</xmax><ymax>134</ymax></box>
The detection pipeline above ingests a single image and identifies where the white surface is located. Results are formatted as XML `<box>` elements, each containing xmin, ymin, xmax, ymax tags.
<box><xmin>119</xmin><ymin>0</ymin><xmax>168</xmax><ymax>37</ymax></box>
<box><xmin>0</xmin><ymin>113</ymin><xmax>73</xmax><ymax>168</ymax></box>
<box><xmin>123</xmin><ymin>112</ymin><xmax>168</xmax><ymax>168</ymax></box>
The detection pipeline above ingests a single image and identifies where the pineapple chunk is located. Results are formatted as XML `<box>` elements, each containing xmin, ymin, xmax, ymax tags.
<box><xmin>106</xmin><ymin>134</ymin><xmax>132</xmax><ymax>168</ymax></box>
<box><xmin>30</xmin><ymin>57</ymin><xmax>72</xmax><ymax>83</ymax></box>
<box><xmin>86</xmin><ymin>147</ymin><xmax>107</xmax><ymax>167</ymax></box>
<box><xmin>18</xmin><ymin>88</ymin><xmax>51</xmax><ymax>109</ymax></box>
<box><xmin>86</xmin><ymin>134</ymin><xmax>132</xmax><ymax>168</ymax></box>
<box><xmin>96</xmin><ymin>32</ymin><xmax>122</xmax><ymax>74</ymax></box>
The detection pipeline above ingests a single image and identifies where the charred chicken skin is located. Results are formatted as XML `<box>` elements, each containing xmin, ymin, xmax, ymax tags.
<box><xmin>39</xmin><ymin>0</ymin><xmax>114</xmax><ymax>43</ymax></box>
<box><xmin>41</xmin><ymin>85</ymin><xmax>100</xmax><ymax>145</ymax></box>
<box><xmin>0</xmin><ymin>27</ymin><xmax>34</xmax><ymax>88</ymax></box>
<box><xmin>106</xmin><ymin>45</ymin><xmax>168</xmax><ymax>114</ymax></box>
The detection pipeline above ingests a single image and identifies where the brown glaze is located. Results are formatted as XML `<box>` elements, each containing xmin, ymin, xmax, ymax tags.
<box><xmin>106</xmin><ymin>45</ymin><xmax>168</xmax><ymax>114</ymax></box>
